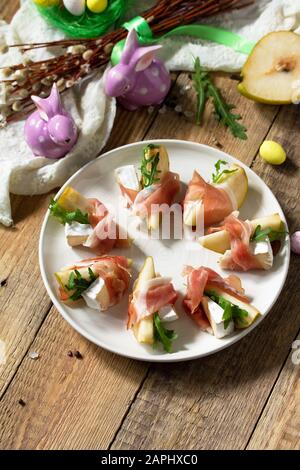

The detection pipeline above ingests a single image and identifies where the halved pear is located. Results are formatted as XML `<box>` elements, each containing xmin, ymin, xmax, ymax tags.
<box><xmin>57</xmin><ymin>186</ymin><xmax>90</xmax><ymax>212</ymax></box>
<box><xmin>199</xmin><ymin>213</ymin><xmax>282</xmax><ymax>254</ymax></box>
<box><xmin>238</xmin><ymin>31</ymin><xmax>300</xmax><ymax>104</ymax></box>
<box><xmin>213</xmin><ymin>164</ymin><xmax>248</xmax><ymax>209</ymax></box>
<box><xmin>132</xmin><ymin>256</ymin><xmax>156</xmax><ymax>345</ymax></box>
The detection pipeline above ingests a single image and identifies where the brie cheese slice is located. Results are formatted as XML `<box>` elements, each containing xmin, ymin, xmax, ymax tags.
<box><xmin>81</xmin><ymin>277</ymin><xmax>110</xmax><ymax>311</ymax></box>
<box><xmin>159</xmin><ymin>305</ymin><xmax>179</xmax><ymax>323</ymax></box>
<box><xmin>250</xmin><ymin>238</ymin><xmax>273</xmax><ymax>270</ymax></box>
<box><xmin>65</xmin><ymin>222</ymin><xmax>93</xmax><ymax>247</ymax></box>
<box><xmin>205</xmin><ymin>298</ymin><xmax>234</xmax><ymax>339</ymax></box>
<box><xmin>115</xmin><ymin>165</ymin><xmax>141</xmax><ymax>191</ymax></box>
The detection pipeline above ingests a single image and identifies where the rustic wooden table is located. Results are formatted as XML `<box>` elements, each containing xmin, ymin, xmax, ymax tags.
<box><xmin>0</xmin><ymin>1</ymin><xmax>299</xmax><ymax>451</ymax></box>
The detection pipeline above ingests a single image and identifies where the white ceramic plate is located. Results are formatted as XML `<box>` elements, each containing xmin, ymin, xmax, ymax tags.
<box><xmin>39</xmin><ymin>140</ymin><xmax>290</xmax><ymax>362</ymax></box>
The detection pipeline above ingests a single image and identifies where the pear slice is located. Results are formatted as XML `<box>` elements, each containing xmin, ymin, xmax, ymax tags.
<box><xmin>213</xmin><ymin>164</ymin><xmax>248</xmax><ymax>209</ymax></box>
<box><xmin>199</xmin><ymin>213</ymin><xmax>283</xmax><ymax>254</ymax></box>
<box><xmin>57</xmin><ymin>186</ymin><xmax>90</xmax><ymax>212</ymax></box>
<box><xmin>142</xmin><ymin>144</ymin><xmax>169</xmax><ymax>188</ymax></box>
<box><xmin>238</xmin><ymin>31</ymin><xmax>300</xmax><ymax>104</ymax></box>
<box><xmin>132</xmin><ymin>256</ymin><xmax>156</xmax><ymax>345</ymax></box>
<box><xmin>143</xmin><ymin>145</ymin><xmax>170</xmax><ymax>231</ymax></box>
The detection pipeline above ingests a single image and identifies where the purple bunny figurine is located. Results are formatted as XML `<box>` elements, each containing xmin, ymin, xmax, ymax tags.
<box><xmin>104</xmin><ymin>29</ymin><xmax>171</xmax><ymax>110</ymax></box>
<box><xmin>24</xmin><ymin>84</ymin><xmax>78</xmax><ymax>159</ymax></box>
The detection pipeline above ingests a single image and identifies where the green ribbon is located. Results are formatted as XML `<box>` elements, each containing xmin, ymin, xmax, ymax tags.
<box><xmin>111</xmin><ymin>16</ymin><xmax>256</xmax><ymax>66</ymax></box>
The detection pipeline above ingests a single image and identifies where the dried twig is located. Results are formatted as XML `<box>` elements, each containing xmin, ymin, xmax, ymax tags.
<box><xmin>0</xmin><ymin>0</ymin><xmax>253</xmax><ymax>125</ymax></box>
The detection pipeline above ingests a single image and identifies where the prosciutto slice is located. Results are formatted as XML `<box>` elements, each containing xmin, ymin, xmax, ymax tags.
<box><xmin>60</xmin><ymin>256</ymin><xmax>131</xmax><ymax>306</ymax></box>
<box><xmin>210</xmin><ymin>213</ymin><xmax>262</xmax><ymax>271</ymax></box>
<box><xmin>84</xmin><ymin>198</ymin><xmax>120</xmax><ymax>254</ymax></box>
<box><xmin>93</xmin><ymin>256</ymin><xmax>131</xmax><ymax>306</ymax></box>
<box><xmin>183</xmin><ymin>171</ymin><xmax>234</xmax><ymax>227</ymax></box>
<box><xmin>128</xmin><ymin>277</ymin><xmax>178</xmax><ymax>328</ymax></box>
<box><xmin>119</xmin><ymin>184</ymin><xmax>139</xmax><ymax>206</ymax></box>
<box><xmin>133</xmin><ymin>171</ymin><xmax>180</xmax><ymax>218</ymax></box>
<box><xmin>182</xmin><ymin>266</ymin><xmax>249</xmax><ymax>328</ymax></box>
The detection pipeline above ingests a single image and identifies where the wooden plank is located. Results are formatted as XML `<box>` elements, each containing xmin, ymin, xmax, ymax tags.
<box><xmin>251</xmin><ymin>104</ymin><xmax>300</xmax><ymax>233</ymax></box>
<box><xmin>0</xmin><ymin>193</ymin><xmax>54</xmax><ymax>396</ymax></box>
<box><xmin>247</xmin><ymin>333</ymin><xmax>300</xmax><ymax>450</ymax></box>
<box><xmin>0</xmin><ymin>0</ymin><xmax>51</xmax><ymax>399</ymax></box>
<box><xmin>110</xmin><ymin>97</ymin><xmax>300</xmax><ymax>450</ymax></box>
<box><xmin>245</xmin><ymin>105</ymin><xmax>300</xmax><ymax>450</ymax></box>
<box><xmin>0</xmin><ymin>0</ymin><xmax>19</xmax><ymax>22</ymax></box>
<box><xmin>0</xmin><ymin>309</ymin><xmax>147</xmax><ymax>449</ymax></box>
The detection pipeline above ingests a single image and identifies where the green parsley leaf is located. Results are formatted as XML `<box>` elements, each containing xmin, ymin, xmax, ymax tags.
<box><xmin>140</xmin><ymin>145</ymin><xmax>161</xmax><ymax>188</ymax></box>
<box><xmin>153</xmin><ymin>312</ymin><xmax>178</xmax><ymax>353</ymax></box>
<box><xmin>49</xmin><ymin>198</ymin><xmax>89</xmax><ymax>225</ymax></box>
<box><xmin>212</xmin><ymin>159</ymin><xmax>238</xmax><ymax>184</ymax></box>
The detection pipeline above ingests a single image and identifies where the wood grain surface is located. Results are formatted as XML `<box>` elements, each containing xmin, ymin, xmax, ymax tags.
<box><xmin>0</xmin><ymin>0</ymin><xmax>299</xmax><ymax>451</ymax></box>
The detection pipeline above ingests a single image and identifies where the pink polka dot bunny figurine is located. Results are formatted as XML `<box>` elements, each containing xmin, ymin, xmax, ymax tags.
<box><xmin>24</xmin><ymin>84</ymin><xmax>78</xmax><ymax>159</ymax></box>
<box><xmin>104</xmin><ymin>29</ymin><xmax>171</xmax><ymax>110</ymax></box>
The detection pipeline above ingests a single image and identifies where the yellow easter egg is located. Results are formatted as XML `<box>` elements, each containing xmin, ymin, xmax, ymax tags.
<box><xmin>33</xmin><ymin>0</ymin><xmax>60</xmax><ymax>6</ymax></box>
<box><xmin>259</xmin><ymin>140</ymin><xmax>286</xmax><ymax>165</ymax></box>
<box><xmin>87</xmin><ymin>0</ymin><xmax>108</xmax><ymax>14</ymax></box>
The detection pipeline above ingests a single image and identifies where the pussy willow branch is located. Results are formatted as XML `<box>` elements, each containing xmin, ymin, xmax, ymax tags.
<box><xmin>0</xmin><ymin>0</ymin><xmax>253</xmax><ymax>124</ymax></box>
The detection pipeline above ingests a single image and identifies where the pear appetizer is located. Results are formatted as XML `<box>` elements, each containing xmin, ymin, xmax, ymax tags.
<box><xmin>128</xmin><ymin>256</ymin><xmax>179</xmax><ymax>353</ymax></box>
<box><xmin>182</xmin><ymin>266</ymin><xmax>260</xmax><ymax>338</ymax></box>
<box><xmin>199</xmin><ymin>213</ymin><xmax>286</xmax><ymax>271</ymax></box>
<box><xmin>183</xmin><ymin>160</ymin><xmax>248</xmax><ymax>228</ymax></box>
<box><xmin>49</xmin><ymin>186</ymin><xmax>129</xmax><ymax>254</ymax></box>
<box><xmin>115</xmin><ymin>144</ymin><xmax>181</xmax><ymax>230</ymax></box>
<box><xmin>55</xmin><ymin>256</ymin><xmax>131</xmax><ymax>311</ymax></box>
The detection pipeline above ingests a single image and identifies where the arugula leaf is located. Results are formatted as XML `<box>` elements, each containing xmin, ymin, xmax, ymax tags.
<box><xmin>251</xmin><ymin>225</ymin><xmax>287</xmax><ymax>243</ymax></box>
<box><xmin>153</xmin><ymin>313</ymin><xmax>178</xmax><ymax>353</ymax></box>
<box><xmin>212</xmin><ymin>159</ymin><xmax>238</xmax><ymax>184</ymax></box>
<box><xmin>140</xmin><ymin>145</ymin><xmax>161</xmax><ymax>188</ymax></box>
<box><xmin>88</xmin><ymin>267</ymin><xmax>96</xmax><ymax>282</ymax></box>
<box><xmin>192</xmin><ymin>57</ymin><xmax>209</xmax><ymax>125</ymax></box>
<box><xmin>192</xmin><ymin>58</ymin><xmax>247</xmax><ymax>140</ymax></box>
<box><xmin>64</xmin><ymin>268</ymin><xmax>96</xmax><ymax>301</ymax></box>
<box><xmin>207</xmin><ymin>81</ymin><xmax>248</xmax><ymax>140</ymax></box>
<box><xmin>49</xmin><ymin>198</ymin><xmax>89</xmax><ymax>225</ymax></box>
<box><xmin>206</xmin><ymin>291</ymin><xmax>248</xmax><ymax>329</ymax></box>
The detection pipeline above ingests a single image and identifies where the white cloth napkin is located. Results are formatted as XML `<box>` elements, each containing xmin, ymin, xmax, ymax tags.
<box><xmin>0</xmin><ymin>0</ymin><xmax>300</xmax><ymax>226</ymax></box>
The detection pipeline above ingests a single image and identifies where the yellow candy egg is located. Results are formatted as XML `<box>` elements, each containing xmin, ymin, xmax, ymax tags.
<box><xmin>259</xmin><ymin>140</ymin><xmax>286</xmax><ymax>165</ymax></box>
<box><xmin>34</xmin><ymin>0</ymin><xmax>60</xmax><ymax>6</ymax></box>
<box><xmin>87</xmin><ymin>0</ymin><xmax>108</xmax><ymax>14</ymax></box>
